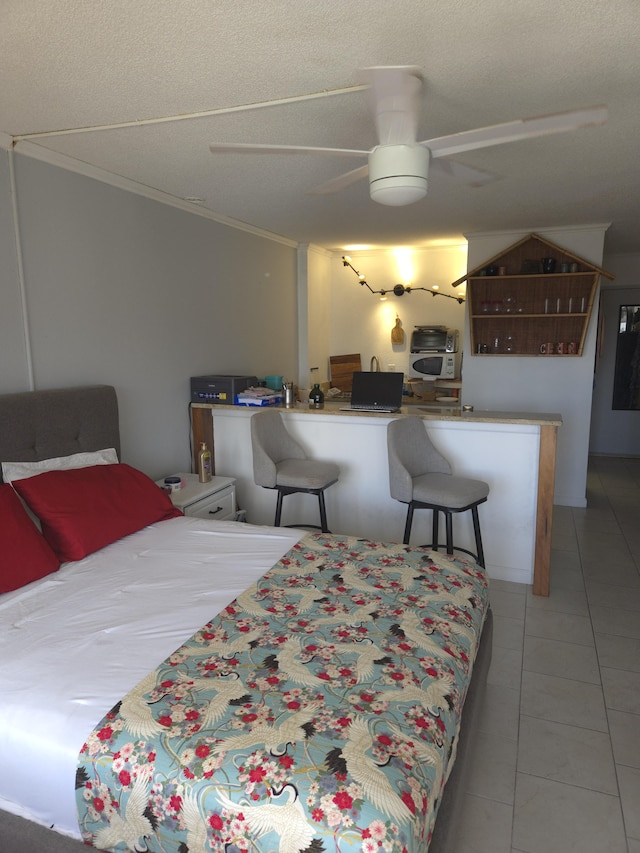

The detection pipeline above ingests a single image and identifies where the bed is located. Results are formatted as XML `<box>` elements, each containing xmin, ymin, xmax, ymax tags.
<box><xmin>0</xmin><ymin>385</ymin><xmax>492</xmax><ymax>853</ymax></box>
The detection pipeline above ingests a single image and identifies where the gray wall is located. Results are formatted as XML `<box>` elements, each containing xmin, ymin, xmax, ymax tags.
<box><xmin>590</xmin><ymin>252</ymin><xmax>640</xmax><ymax>456</ymax></box>
<box><xmin>1</xmin><ymin>150</ymin><xmax>298</xmax><ymax>478</ymax></box>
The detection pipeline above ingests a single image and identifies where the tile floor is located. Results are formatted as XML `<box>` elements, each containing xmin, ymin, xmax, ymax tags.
<box><xmin>452</xmin><ymin>455</ymin><xmax>640</xmax><ymax>853</ymax></box>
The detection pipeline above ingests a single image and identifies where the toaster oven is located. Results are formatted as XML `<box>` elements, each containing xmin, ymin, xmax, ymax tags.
<box><xmin>410</xmin><ymin>326</ymin><xmax>459</xmax><ymax>354</ymax></box>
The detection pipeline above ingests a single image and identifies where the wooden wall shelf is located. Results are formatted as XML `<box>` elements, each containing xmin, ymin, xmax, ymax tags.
<box><xmin>452</xmin><ymin>234</ymin><xmax>614</xmax><ymax>357</ymax></box>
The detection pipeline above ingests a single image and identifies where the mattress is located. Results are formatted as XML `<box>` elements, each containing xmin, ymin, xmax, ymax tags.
<box><xmin>0</xmin><ymin>516</ymin><xmax>304</xmax><ymax>836</ymax></box>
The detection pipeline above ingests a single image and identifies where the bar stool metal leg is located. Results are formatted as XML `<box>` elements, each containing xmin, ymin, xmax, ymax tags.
<box><xmin>274</xmin><ymin>490</ymin><xmax>284</xmax><ymax>527</ymax></box>
<box><xmin>432</xmin><ymin>508</ymin><xmax>440</xmax><ymax>552</ymax></box>
<box><xmin>471</xmin><ymin>505</ymin><xmax>486</xmax><ymax>568</ymax></box>
<box><xmin>318</xmin><ymin>492</ymin><xmax>330</xmax><ymax>533</ymax></box>
<box><xmin>403</xmin><ymin>503</ymin><xmax>415</xmax><ymax>545</ymax></box>
<box><xmin>445</xmin><ymin>511</ymin><xmax>454</xmax><ymax>556</ymax></box>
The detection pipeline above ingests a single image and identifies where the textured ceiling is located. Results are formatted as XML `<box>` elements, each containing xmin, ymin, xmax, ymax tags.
<box><xmin>2</xmin><ymin>0</ymin><xmax>639</xmax><ymax>253</ymax></box>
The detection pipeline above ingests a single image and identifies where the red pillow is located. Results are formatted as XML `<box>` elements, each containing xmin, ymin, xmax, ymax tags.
<box><xmin>13</xmin><ymin>464</ymin><xmax>183</xmax><ymax>562</ymax></box>
<box><xmin>0</xmin><ymin>484</ymin><xmax>60</xmax><ymax>592</ymax></box>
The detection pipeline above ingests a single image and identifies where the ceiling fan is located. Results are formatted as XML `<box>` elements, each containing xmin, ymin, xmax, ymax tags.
<box><xmin>209</xmin><ymin>66</ymin><xmax>607</xmax><ymax>207</ymax></box>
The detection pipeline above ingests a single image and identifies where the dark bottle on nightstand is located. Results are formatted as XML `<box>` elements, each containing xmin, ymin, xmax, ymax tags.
<box><xmin>309</xmin><ymin>383</ymin><xmax>324</xmax><ymax>409</ymax></box>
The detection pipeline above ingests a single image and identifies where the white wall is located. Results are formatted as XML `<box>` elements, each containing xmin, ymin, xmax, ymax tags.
<box><xmin>2</xmin><ymin>150</ymin><xmax>299</xmax><ymax>480</ymax></box>
<box><xmin>328</xmin><ymin>245</ymin><xmax>468</xmax><ymax>377</ymax></box>
<box><xmin>299</xmin><ymin>244</ymin><xmax>333</xmax><ymax>390</ymax></box>
<box><xmin>461</xmin><ymin>225</ymin><xmax>609</xmax><ymax>507</ymax></box>
<box><xmin>590</xmin><ymin>251</ymin><xmax>640</xmax><ymax>455</ymax></box>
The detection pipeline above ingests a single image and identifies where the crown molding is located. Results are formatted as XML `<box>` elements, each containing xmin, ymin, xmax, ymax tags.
<box><xmin>12</xmin><ymin>140</ymin><xmax>298</xmax><ymax>249</ymax></box>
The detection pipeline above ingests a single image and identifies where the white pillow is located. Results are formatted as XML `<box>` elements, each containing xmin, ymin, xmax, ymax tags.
<box><xmin>2</xmin><ymin>448</ymin><xmax>119</xmax><ymax>484</ymax></box>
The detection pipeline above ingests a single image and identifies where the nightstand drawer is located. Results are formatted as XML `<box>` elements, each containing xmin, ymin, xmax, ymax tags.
<box><xmin>183</xmin><ymin>484</ymin><xmax>236</xmax><ymax>520</ymax></box>
<box><xmin>156</xmin><ymin>473</ymin><xmax>237</xmax><ymax>521</ymax></box>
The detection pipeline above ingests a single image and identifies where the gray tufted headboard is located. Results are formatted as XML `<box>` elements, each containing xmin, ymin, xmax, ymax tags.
<box><xmin>0</xmin><ymin>385</ymin><xmax>120</xmax><ymax>482</ymax></box>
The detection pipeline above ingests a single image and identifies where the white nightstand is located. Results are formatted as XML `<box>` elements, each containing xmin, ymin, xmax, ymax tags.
<box><xmin>157</xmin><ymin>473</ymin><xmax>237</xmax><ymax>521</ymax></box>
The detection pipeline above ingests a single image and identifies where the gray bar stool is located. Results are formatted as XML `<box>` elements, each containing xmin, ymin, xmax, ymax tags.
<box><xmin>387</xmin><ymin>416</ymin><xmax>489</xmax><ymax>566</ymax></box>
<box><xmin>250</xmin><ymin>409</ymin><xmax>339</xmax><ymax>532</ymax></box>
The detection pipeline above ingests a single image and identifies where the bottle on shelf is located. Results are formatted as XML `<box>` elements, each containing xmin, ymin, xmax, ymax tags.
<box><xmin>198</xmin><ymin>441</ymin><xmax>212</xmax><ymax>483</ymax></box>
<box><xmin>309</xmin><ymin>383</ymin><xmax>325</xmax><ymax>409</ymax></box>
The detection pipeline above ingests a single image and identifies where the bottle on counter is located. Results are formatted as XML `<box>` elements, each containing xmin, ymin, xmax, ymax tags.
<box><xmin>309</xmin><ymin>383</ymin><xmax>324</xmax><ymax>409</ymax></box>
<box><xmin>198</xmin><ymin>441</ymin><xmax>212</xmax><ymax>483</ymax></box>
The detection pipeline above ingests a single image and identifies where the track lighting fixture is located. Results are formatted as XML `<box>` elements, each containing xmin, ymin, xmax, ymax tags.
<box><xmin>342</xmin><ymin>256</ymin><xmax>465</xmax><ymax>303</ymax></box>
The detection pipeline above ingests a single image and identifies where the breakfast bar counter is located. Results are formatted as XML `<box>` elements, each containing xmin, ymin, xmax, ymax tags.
<box><xmin>191</xmin><ymin>403</ymin><xmax>562</xmax><ymax>595</ymax></box>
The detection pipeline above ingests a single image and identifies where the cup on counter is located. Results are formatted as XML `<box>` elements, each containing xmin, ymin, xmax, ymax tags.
<box><xmin>540</xmin><ymin>342</ymin><xmax>554</xmax><ymax>354</ymax></box>
<box><xmin>264</xmin><ymin>375</ymin><xmax>283</xmax><ymax>391</ymax></box>
<box><xmin>282</xmin><ymin>381</ymin><xmax>295</xmax><ymax>407</ymax></box>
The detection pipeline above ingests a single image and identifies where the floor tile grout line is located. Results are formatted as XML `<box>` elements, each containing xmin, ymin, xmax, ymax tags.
<box><xmin>583</xmin><ymin>458</ymin><xmax>637</xmax><ymax>847</ymax></box>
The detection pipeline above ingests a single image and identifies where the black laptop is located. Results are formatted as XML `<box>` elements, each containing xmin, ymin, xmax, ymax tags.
<box><xmin>340</xmin><ymin>371</ymin><xmax>404</xmax><ymax>413</ymax></box>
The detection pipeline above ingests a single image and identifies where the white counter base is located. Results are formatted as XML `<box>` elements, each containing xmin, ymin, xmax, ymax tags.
<box><xmin>203</xmin><ymin>406</ymin><xmax>556</xmax><ymax>587</ymax></box>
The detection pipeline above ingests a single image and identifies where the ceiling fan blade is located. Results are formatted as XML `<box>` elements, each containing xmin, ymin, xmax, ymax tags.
<box><xmin>308</xmin><ymin>164</ymin><xmax>370</xmax><ymax>195</ymax></box>
<box><xmin>431</xmin><ymin>158</ymin><xmax>500</xmax><ymax>187</ymax></box>
<box><xmin>424</xmin><ymin>105</ymin><xmax>608</xmax><ymax>158</ymax></box>
<box><xmin>364</xmin><ymin>65</ymin><xmax>423</xmax><ymax>145</ymax></box>
<box><xmin>209</xmin><ymin>142</ymin><xmax>369</xmax><ymax>156</ymax></box>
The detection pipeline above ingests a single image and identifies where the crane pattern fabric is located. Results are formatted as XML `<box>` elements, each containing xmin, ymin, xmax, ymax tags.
<box><xmin>76</xmin><ymin>532</ymin><xmax>489</xmax><ymax>853</ymax></box>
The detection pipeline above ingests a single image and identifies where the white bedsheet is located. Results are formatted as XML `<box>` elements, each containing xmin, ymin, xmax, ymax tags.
<box><xmin>0</xmin><ymin>516</ymin><xmax>303</xmax><ymax>838</ymax></box>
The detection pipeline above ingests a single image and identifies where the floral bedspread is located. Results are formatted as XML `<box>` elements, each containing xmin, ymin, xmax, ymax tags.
<box><xmin>76</xmin><ymin>532</ymin><xmax>489</xmax><ymax>853</ymax></box>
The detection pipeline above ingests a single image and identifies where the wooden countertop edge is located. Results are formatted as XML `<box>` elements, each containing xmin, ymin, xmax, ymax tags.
<box><xmin>192</xmin><ymin>402</ymin><xmax>563</xmax><ymax>427</ymax></box>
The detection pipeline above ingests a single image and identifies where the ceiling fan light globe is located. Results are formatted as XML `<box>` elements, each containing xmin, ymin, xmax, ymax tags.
<box><xmin>368</xmin><ymin>144</ymin><xmax>429</xmax><ymax>206</ymax></box>
<box><xmin>371</xmin><ymin>179</ymin><xmax>427</xmax><ymax>206</ymax></box>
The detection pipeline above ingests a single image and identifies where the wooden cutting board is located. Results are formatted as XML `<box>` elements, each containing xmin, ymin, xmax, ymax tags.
<box><xmin>329</xmin><ymin>354</ymin><xmax>361</xmax><ymax>393</ymax></box>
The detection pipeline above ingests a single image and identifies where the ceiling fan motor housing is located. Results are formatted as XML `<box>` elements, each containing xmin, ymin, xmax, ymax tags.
<box><xmin>368</xmin><ymin>144</ymin><xmax>430</xmax><ymax>205</ymax></box>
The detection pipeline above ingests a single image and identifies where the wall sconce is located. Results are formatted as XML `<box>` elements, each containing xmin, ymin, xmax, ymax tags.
<box><xmin>342</xmin><ymin>256</ymin><xmax>465</xmax><ymax>303</ymax></box>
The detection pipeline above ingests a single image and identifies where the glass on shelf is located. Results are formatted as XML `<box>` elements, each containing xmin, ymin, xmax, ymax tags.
<box><xmin>504</xmin><ymin>295</ymin><xmax>516</xmax><ymax>313</ymax></box>
<box><xmin>544</xmin><ymin>297</ymin><xmax>564</xmax><ymax>314</ymax></box>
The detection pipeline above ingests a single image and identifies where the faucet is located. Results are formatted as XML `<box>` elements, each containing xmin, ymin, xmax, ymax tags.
<box><xmin>370</xmin><ymin>356</ymin><xmax>380</xmax><ymax>372</ymax></box>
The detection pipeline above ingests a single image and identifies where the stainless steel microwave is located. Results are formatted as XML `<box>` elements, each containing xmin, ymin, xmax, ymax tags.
<box><xmin>409</xmin><ymin>350</ymin><xmax>461</xmax><ymax>380</ymax></box>
<box><xmin>410</xmin><ymin>326</ymin><xmax>459</xmax><ymax>353</ymax></box>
